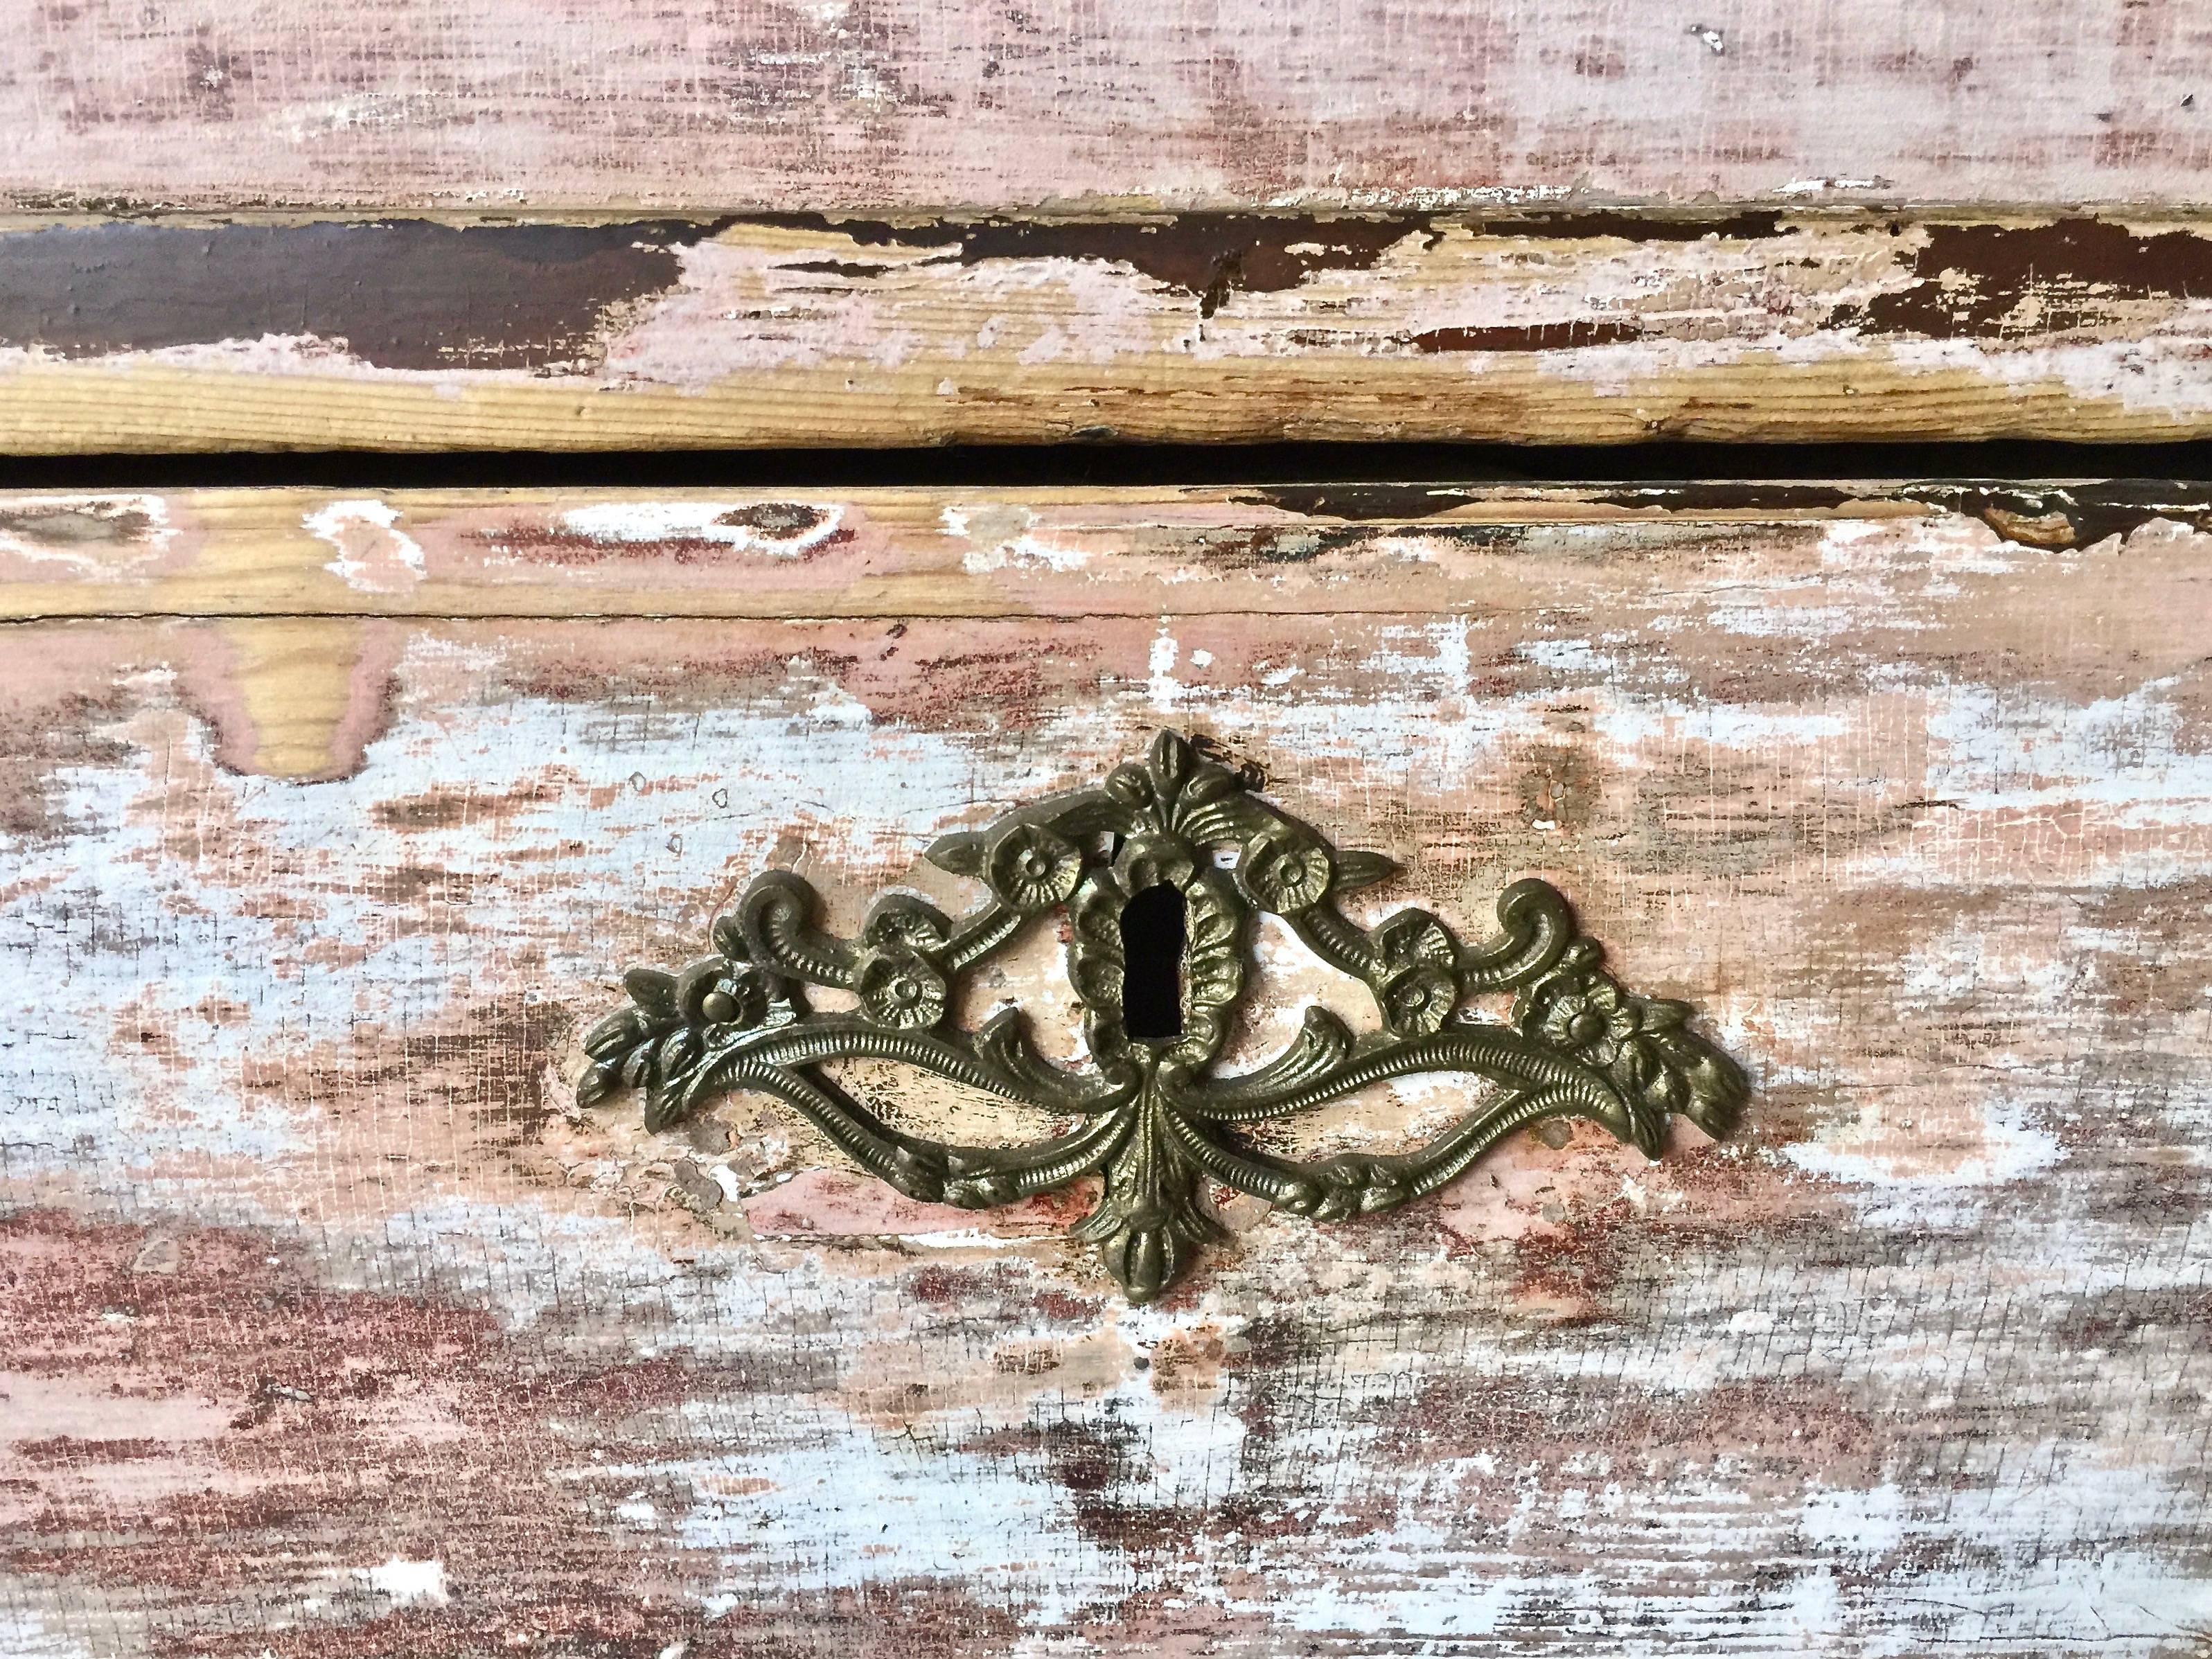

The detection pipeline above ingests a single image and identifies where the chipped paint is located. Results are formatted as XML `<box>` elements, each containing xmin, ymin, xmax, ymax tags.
<box><xmin>0</xmin><ymin>494</ymin><xmax>177</xmax><ymax>578</ymax></box>
<box><xmin>0</xmin><ymin>220</ymin><xmax>714</xmax><ymax>370</ymax></box>
<box><xmin>306</xmin><ymin>499</ymin><xmax>425</xmax><ymax>594</ymax></box>
<box><xmin>3</xmin><ymin>495</ymin><xmax>2211</xmax><ymax>1651</ymax></box>
<box><xmin>552</xmin><ymin>501</ymin><xmax>846</xmax><ymax>559</ymax></box>
<box><xmin>946</xmin><ymin>506</ymin><xmax>1091</xmax><ymax>576</ymax></box>
<box><xmin>356</xmin><ymin>1558</ymin><xmax>449</xmax><ymax>1608</ymax></box>
<box><xmin>8</xmin><ymin>211</ymin><xmax>2212</xmax><ymax>447</ymax></box>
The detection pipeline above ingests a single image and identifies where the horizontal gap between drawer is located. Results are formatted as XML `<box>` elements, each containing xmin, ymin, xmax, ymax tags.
<box><xmin>4</xmin><ymin>439</ymin><xmax>2212</xmax><ymax>493</ymax></box>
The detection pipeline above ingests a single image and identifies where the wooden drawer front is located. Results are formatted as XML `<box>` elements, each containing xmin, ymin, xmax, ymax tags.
<box><xmin>3</xmin><ymin>486</ymin><xmax>2209</xmax><ymax>1653</ymax></box>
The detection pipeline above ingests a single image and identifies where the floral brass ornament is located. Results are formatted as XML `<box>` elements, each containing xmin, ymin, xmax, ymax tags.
<box><xmin>578</xmin><ymin>731</ymin><xmax>1746</xmax><ymax>1303</ymax></box>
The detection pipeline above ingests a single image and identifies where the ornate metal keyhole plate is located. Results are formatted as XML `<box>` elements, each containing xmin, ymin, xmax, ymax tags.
<box><xmin>579</xmin><ymin>731</ymin><xmax>1746</xmax><ymax>1302</ymax></box>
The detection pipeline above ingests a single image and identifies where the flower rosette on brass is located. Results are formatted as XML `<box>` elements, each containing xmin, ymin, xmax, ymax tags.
<box><xmin>987</xmin><ymin>823</ymin><xmax>1085</xmax><ymax>916</ymax></box>
<box><xmin>1368</xmin><ymin>909</ymin><xmax>1462</xmax><ymax>1037</ymax></box>
<box><xmin>853</xmin><ymin>896</ymin><xmax>953</xmax><ymax>1030</ymax></box>
<box><xmin>1237</xmin><ymin>822</ymin><xmax>1334</xmax><ymax>914</ymax></box>
<box><xmin>574</xmin><ymin>944</ymin><xmax>784</xmax><ymax>1132</ymax></box>
<box><xmin>1513</xmin><ymin>939</ymin><xmax>1742</xmax><ymax>1152</ymax></box>
<box><xmin>578</xmin><ymin>729</ymin><xmax>1749</xmax><ymax>1302</ymax></box>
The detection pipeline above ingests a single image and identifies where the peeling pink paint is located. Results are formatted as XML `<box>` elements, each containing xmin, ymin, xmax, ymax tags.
<box><xmin>1</xmin><ymin>2</ymin><xmax>2207</xmax><ymax>209</ymax></box>
<box><xmin>2</xmin><ymin>492</ymin><xmax>2210</xmax><ymax>1653</ymax></box>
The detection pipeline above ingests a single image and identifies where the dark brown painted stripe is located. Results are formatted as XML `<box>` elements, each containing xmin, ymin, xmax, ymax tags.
<box><xmin>0</xmin><ymin>220</ymin><xmax>721</xmax><ymax>370</ymax></box>
<box><xmin>1410</xmin><ymin>320</ymin><xmax>1647</xmax><ymax>352</ymax></box>
<box><xmin>1838</xmin><ymin>219</ymin><xmax>2212</xmax><ymax>339</ymax></box>
<box><xmin>0</xmin><ymin>211</ymin><xmax>1789</xmax><ymax>357</ymax></box>
<box><xmin>752</xmin><ymin>211</ymin><xmax>1437</xmax><ymax>317</ymax></box>
<box><xmin>750</xmin><ymin>210</ymin><xmax>1788</xmax><ymax>316</ymax></box>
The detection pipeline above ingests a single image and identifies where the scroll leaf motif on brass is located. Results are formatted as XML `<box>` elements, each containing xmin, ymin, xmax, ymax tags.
<box><xmin>578</xmin><ymin>731</ymin><xmax>1747</xmax><ymax>1303</ymax></box>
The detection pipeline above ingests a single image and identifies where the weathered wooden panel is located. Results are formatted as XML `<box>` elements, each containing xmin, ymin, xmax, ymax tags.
<box><xmin>4</xmin><ymin>488</ymin><xmax>2210</xmax><ymax>1652</ymax></box>
<box><xmin>8</xmin><ymin>211</ymin><xmax>2212</xmax><ymax>449</ymax></box>
<box><xmin>1</xmin><ymin>1</ymin><xmax>2206</xmax><ymax>212</ymax></box>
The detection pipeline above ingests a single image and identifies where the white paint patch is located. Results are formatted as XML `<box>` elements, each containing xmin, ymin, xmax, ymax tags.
<box><xmin>1589</xmin><ymin>697</ymin><xmax>1852</xmax><ymax>752</ymax></box>
<box><xmin>1365</xmin><ymin>615</ymin><xmax>1473</xmax><ymax>698</ymax></box>
<box><xmin>1014</xmin><ymin>325</ymin><xmax>1073</xmax><ymax>364</ymax></box>
<box><xmin>1776</xmin><ymin>176</ymin><xmax>1892</xmax><ymax>195</ymax></box>
<box><xmin>555</xmin><ymin>501</ymin><xmax>843</xmax><ymax>557</ymax></box>
<box><xmin>1779</xmin><ymin>1565</ymin><xmax>1843</xmax><ymax>1634</ymax></box>
<box><xmin>0</xmin><ymin>1591</ymin><xmax>145</xmax><ymax>1659</ymax></box>
<box><xmin>1783</xmin><ymin>1093</ymin><xmax>2064</xmax><ymax>1209</ymax></box>
<box><xmin>1707</xmin><ymin>594</ymin><xmax>1879</xmax><ymax>642</ymax></box>
<box><xmin>943</xmin><ymin>504</ymin><xmax>1095</xmax><ymax>576</ymax></box>
<box><xmin>664</xmin><ymin>1431</ymin><xmax>1111</xmax><ymax>1623</ymax></box>
<box><xmin>1920</xmin><ymin>678</ymin><xmax>2212</xmax><ymax>828</ymax></box>
<box><xmin>0</xmin><ymin>494</ymin><xmax>177</xmax><ymax>574</ymax></box>
<box><xmin>1798</xmin><ymin>1470</ymin><xmax>2212</xmax><ymax>1649</ymax></box>
<box><xmin>357</xmin><ymin>1557</ymin><xmax>448</xmax><ymax>1606</ymax></box>
<box><xmin>960</xmin><ymin>534</ymin><xmax>1090</xmax><ymax>575</ymax></box>
<box><xmin>644</xmin><ymin>1304</ymin><xmax>1257</xmax><ymax>1626</ymax></box>
<box><xmin>306</xmin><ymin>498</ymin><xmax>425</xmax><ymax>592</ymax></box>
<box><xmin>1</xmin><ymin>706</ymin><xmax>309</xmax><ymax>1176</ymax></box>
<box><xmin>1147</xmin><ymin>625</ymin><xmax>1182</xmax><ymax>707</ymax></box>
<box><xmin>1891</xmin><ymin>334</ymin><xmax>2212</xmax><ymax>420</ymax></box>
<box><xmin>1514</xmin><ymin>637</ymin><xmax>1606</xmax><ymax>673</ymax></box>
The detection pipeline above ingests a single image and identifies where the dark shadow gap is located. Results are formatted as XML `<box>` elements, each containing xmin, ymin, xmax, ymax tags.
<box><xmin>6</xmin><ymin>438</ymin><xmax>2212</xmax><ymax>491</ymax></box>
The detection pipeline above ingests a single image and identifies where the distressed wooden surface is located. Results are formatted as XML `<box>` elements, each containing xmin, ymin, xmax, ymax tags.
<box><xmin>10</xmin><ymin>2</ymin><xmax>2208</xmax><ymax>451</ymax></box>
<box><xmin>2</xmin><ymin>1</ymin><xmax>2208</xmax><ymax>213</ymax></box>
<box><xmin>10</xmin><ymin>211</ymin><xmax>2212</xmax><ymax>449</ymax></box>
<box><xmin>3</xmin><ymin>486</ymin><xmax>2211</xmax><ymax>1653</ymax></box>
<box><xmin>1</xmin><ymin>478</ymin><xmax>2205</xmax><ymax>625</ymax></box>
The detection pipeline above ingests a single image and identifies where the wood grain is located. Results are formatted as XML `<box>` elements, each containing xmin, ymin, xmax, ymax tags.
<box><xmin>3</xmin><ymin>489</ymin><xmax>2210</xmax><ymax>1652</ymax></box>
<box><xmin>2</xmin><ymin>1</ymin><xmax>2206</xmax><ymax>212</ymax></box>
<box><xmin>0</xmin><ymin>479</ymin><xmax>2198</xmax><ymax>626</ymax></box>
<box><xmin>0</xmin><ymin>480</ymin><xmax>1933</xmax><ymax>621</ymax></box>
<box><xmin>8</xmin><ymin>211</ymin><xmax>2212</xmax><ymax>450</ymax></box>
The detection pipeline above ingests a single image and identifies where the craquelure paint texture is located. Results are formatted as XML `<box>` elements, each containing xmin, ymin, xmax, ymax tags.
<box><xmin>2</xmin><ymin>486</ymin><xmax>2210</xmax><ymax>1653</ymax></box>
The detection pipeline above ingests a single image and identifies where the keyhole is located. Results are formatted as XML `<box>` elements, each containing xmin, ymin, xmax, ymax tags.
<box><xmin>1118</xmin><ymin>883</ymin><xmax>1187</xmax><ymax>1041</ymax></box>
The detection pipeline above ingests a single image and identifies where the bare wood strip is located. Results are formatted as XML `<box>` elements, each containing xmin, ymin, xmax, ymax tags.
<box><xmin>2</xmin><ymin>480</ymin><xmax>2203</xmax><ymax>623</ymax></box>
<box><xmin>6</xmin><ymin>211</ymin><xmax>2212</xmax><ymax>450</ymax></box>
